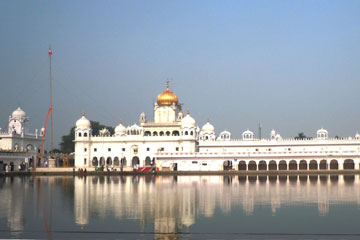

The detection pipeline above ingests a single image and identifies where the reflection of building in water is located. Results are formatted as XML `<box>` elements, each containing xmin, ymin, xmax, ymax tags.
<box><xmin>73</xmin><ymin>175</ymin><xmax>360</xmax><ymax>230</ymax></box>
<box><xmin>0</xmin><ymin>178</ymin><xmax>27</xmax><ymax>233</ymax></box>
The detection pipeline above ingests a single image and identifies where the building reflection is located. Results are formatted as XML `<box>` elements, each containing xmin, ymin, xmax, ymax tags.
<box><xmin>73</xmin><ymin>174</ymin><xmax>360</xmax><ymax>235</ymax></box>
<box><xmin>2</xmin><ymin>175</ymin><xmax>360</xmax><ymax>237</ymax></box>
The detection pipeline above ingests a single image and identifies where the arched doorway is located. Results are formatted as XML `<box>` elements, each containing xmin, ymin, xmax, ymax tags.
<box><xmin>248</xmin><ymin>161</ymin><xmax>257</xmax><ymax>171</ymax></box>
<box><xmin>100</xmin><ymin>157</ymin><xmax>105</xmax><ymax>166</ymax></box>
<box><xmin>132</xmin><ymin>156</ymin><xmax>140</xmax><ymax>167</ymax></box>
<box><xmin>344</xmin><ymin>159</ymin><xmax>355</xmax><ymax>169</ymax></box>
<box><xmin>320</xmin><ymin>160</ymin><xmax>327</xmax><ymax>170</ymax></box>
<box><xmin>114</xmin><ymin>157</ymin><xmax>120</xmax><ymax>166</ymax></box>
<box><xmin>258</xmin><ymin>160</ymin><xmax>267</xmax><ymax>170</ymax></box>
<box><xmin>330</xmin><ymin>160</ymin><xmax>338</xmax><ymax>170</ymax></box>
<box><xmin>309</xmin><ymin>160</ymin><xmax>318</xmax><ymax>170</ymax></box>
<box><xmin>121</xmin><ymin>157</ymin><xmax>127</xmax><ymax>167</ymax></box>
<box><xmin>279</xmin><ymin>160</ymin><xmax>287</xmax><ymax>170</ymax></box>
<box><xmin>106</xmin><ymin>157</ymin><xmax>112</xmax><ymax>166</ymax></box>
<box><xmin>10</xmin><ymin>162</ymin><xmax>14</xmax><ymax>171</ymax></box>
<box><xmin>289</xmin><ymin>160</ymin><xmax>297</xmax><ymax>170</ymax></box>
<box><xmin>223</xmin><ymin>160</ymin><xmax>232</xmax><ymax>171</ymax></box>
<box><xmin>268</xmin><ymin>160</ymin><xmax>277</xmax><ymax>170</ymax></box>
<box><xmin>172</xmin><ymin>131</ymin><xmax>180</xmax><ymax>136</ymax></box>
<box><xmin>238</xmin><ymin>161</ymin><xmax>246</xmax><ymax>170</ymax></box>
<box><xmin>299</xmin><ymin>160</ymin><xmax>307</xmax><ymax>170</ymax></box>
<box><xmin>92</xmin><ymin>157</ymin><xmax>98</xmax><ymax>167</ymax></box>
<box><xmin>145</xmin><ymin>156</ymin><xmax>151</xmax><ymax>166</ymax></box>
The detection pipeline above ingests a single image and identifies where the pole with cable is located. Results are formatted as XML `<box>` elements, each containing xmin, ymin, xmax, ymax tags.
<box><xmin>48</xmin><ymin>48</ymin><xmax>53</xmax><ymax>155</ymax></box>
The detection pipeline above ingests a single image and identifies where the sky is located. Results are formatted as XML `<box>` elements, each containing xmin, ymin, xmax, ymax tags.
<box><xmin>0</xmin><ymin>0</ymin><xmax>360</xmax><ymax>149</ymax></box>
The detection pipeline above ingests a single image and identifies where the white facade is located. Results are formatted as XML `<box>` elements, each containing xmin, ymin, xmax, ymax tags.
<box><xmin>0</xmin><ymin>107</ymin><xmax>42</xmax><ymax>171</ymax></box>
<box><xmin>74</xmin><ymin>84</ymin><xmax>198</xmax><ymax>169</ymax></box>
<box><xmin>75</xmin><ymin>84</ymin><xmax>360</xmax><ymax>171</ymax></box>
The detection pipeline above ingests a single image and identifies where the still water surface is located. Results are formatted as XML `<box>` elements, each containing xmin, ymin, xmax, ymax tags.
<box><xmin>0</xmin><ymin>174</ymin><xmax>360</xmax><ymax>239</ymax></box>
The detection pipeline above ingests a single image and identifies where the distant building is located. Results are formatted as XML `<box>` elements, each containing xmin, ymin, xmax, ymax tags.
<box><xmin>0</xmin><ymin>107</ymin><xmax>42</xmax><ymax>172</ymax></box>
<box><xmin>74</xmin><ymin>83</ymin><xmax>360</xmax><ymax>171</ymax></box>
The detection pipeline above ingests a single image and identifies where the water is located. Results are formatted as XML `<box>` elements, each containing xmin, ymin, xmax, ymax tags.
<box><xmin>1</xmin><ymin>174</ymin><xmax>360</xmax><ymax>239</ymax></box>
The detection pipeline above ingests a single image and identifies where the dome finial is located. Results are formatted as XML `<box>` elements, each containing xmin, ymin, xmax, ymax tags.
<box><xmin>187</xmin><ymin>109</ymin><xmax>190</xmax><ymax>114</ymax></box>
<box><xmin>82</xmin><ymin>110</ymin><xmax>86</xmax><ymax>117</ymax></box>
<box><xmin>157</xmin><ymin>81</ymin><xmax>178</xmax><ymax>105</ymax></box>
<box><xmin>166</xmin><ymin>79</ymin><xmax>170</xmax><ymax>89</ymax></box>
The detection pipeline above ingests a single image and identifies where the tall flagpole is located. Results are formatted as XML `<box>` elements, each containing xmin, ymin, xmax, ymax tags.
<box><xmin>48</xmin><ymin>48</ymin><xmax>53</xmax><ymax>155</ymax></box>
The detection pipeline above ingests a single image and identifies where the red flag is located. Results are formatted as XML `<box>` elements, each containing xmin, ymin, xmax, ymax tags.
<box><xmin>48</xmin><ymin>48</ymin><xmax>53</xmax><ymax>56</ymax></box>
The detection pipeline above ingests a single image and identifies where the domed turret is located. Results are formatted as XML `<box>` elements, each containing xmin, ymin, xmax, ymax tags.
<box><xmin>317</xmin><ymin>128</ymin><xmax>328</xmax><ymax>139</ymax></box>
<box><xmin>115</xmin><ymin>121</ymin><xmax>126</xmax><ymax>136</ymax></box>
<box><xmin>12</xmin><ymin>107</ymin><xmax>26</xmax><ymax>119</ymax></box>
<box><xmin>181</xmin><ymin>113</ymin><xmax>196</xmax><ymax>127</ymax></box>
<box><xmin>76</xmin><ymin>115</ymin><xmax>91</xmax><ymax>129</ymax></box>
<box><xmin>201</xmin><ymin>121</ymin><xmax>215</xmax><ymax>134</ymax></box>
<box><xmin>242</xmin><ymin>130</ymin><xmax>254</xmax><ymax>140</ymax></box>
<box><xmin>157</xmin><ymin>81</ymin><xmax>178</xmax><ymax>105</ymax></box>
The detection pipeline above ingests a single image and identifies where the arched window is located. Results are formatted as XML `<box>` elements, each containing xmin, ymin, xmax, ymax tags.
<box><xmin>144</xmin><ymin>131</ymin><xmax>151</xmax><ymax>136</ymax></box>
<box><xmin>106</xmin><ymin>157</ymin><xmax>112</xmax><ymax>165</ymax></box>
<box><xmin>190</xmin><ymin>131</ymin><xmax>193</xmax><ymax>135</ymax></box>
<box><xmin>153</xmin><ymin>131</ymin><xmax>158</xmax><ymax>136</ymax></box>
<box><xmin>84</xmin><ymin>132</ymin><xmax>88</xmax><ymax>137</ymax></box>
<box><xmin>160</xmin><ymin>131</ymin><xmax>164</xmax><ymax>136</ymax></box>
<box><xmin>166</xmin><ymin>131</ymin><xmax>170</xmax><ymax>136</ymax></box>
<box><xmin>78</xmin><ymin>132</ymin><xmax>82</xmax><ymax>137</ymax></box>
<box><xmin>114</xmin><ymin>157</ymin><xmax>120</xmax><ymax>166</ymax></box>
<box><xmin>185</xmin><ymin>131</ymin><xmax>188</xmax><ymax>135</ymax></box>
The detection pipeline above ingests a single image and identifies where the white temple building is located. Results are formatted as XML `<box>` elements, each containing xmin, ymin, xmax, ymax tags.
<box><xmin>0</xmin><ymin>107</ymin><xmax>42</xmax><ymax>171</ymax></box>
<box><xmin>74</xmin><ymin>83</ymin><xmax>360</xmax><ymax>171</ymax></box>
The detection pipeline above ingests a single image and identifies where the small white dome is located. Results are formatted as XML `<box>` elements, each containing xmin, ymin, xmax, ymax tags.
<box><xmin>115</xmin><ymin>122</ymin><xmax>126</xmax><ymax>135</ymax></box>
<box><xmin>271</xmin><ymin>129</ymin><xmax>276</xmax><ymax>135</ymax></box>
<box><xmin>355</xmin><ymin>133</ymin><xmax>360</xmax><ymax>139</ymax></box>
<box><xmin>243</xmin><ymin>130</ymin><xmax>254</xmax><ymax>135</ymax></box>
<box><xmin>181</xmin><ymin>113</ymin><xmax>196</xmax><ymax>127</ymax></box>
<box><xmin>317</xmin><ymin>128</ymin><xmax>328</xmax><ymax>134</ymax></box>
<box><xmin>76</xmin><ymin>116</ymin><xmax>91</xmax><ymax>128</ymax></box>
<box><xmin>202</xmin><ymin>121</ymin><xmax>215</xmax><ymax>133</ymax></box>
<box><xmin>130</xmin><ymin>123</ymin><xmax>141</xmax><ymax>129</ymax></box>
<box><xmin>12</xmin><ymin>107</ymin><xmax>26</xmax><ymax>119</ymax></box>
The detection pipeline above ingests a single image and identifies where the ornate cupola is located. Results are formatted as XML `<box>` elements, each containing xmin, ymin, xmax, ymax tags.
<box><xmin>157</xmin><ymin>81</ymin><xmax>179</xmax><ymax>106</ymax></box>
<box><xmin>154</xmin><ymin>81</ymin><xmax>182</xmax><ymax>123</ymax></box>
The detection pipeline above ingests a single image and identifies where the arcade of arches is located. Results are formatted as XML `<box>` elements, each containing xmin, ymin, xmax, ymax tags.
<box><xmin>233</xmin><ymin>159</ymin><xmax>356</xmax><ymax>171</ymax></box>
<box><xmin>91</xmin><ymin>156</ymin><xmax>153</xmax><ymax>167</ymax></box>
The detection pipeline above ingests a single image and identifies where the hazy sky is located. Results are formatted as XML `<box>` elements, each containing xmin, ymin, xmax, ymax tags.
<box><xmin>1</xmin><ymin>0</ymin><xmax>359</xmax><ymax>149</ymax></box>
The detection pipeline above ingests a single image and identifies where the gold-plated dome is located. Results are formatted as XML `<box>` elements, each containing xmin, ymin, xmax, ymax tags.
<box><xmin>157</xmin><ymin>81</ymin><xmax>178</xmax><ymax>105</ymax></box>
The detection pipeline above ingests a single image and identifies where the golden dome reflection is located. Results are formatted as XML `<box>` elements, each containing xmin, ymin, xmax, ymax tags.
<box><xmin>157</xmin><ymin>81</ymin><xmax>178</xmax><ymax>105</ymax></box>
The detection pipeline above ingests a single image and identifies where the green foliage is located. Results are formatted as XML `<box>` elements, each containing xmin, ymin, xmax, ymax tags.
<box><xmin>59</xmin><ymin>127</ymin><xmax>75</xmax><ymax>154</ymax></box>
<box><xmin>295</xmin><ymin>132</ymin><xmax>312</xmax><ymax>140</ymax></box>
<box><xmin>59</xmin><ymin>120</ymin><xmax>115</xmax><ymax>153</ymax></box>
<box><xmin>295</xmin><ymin>132</ymin><xmax>307</xmax><ymax>140</ymax></box>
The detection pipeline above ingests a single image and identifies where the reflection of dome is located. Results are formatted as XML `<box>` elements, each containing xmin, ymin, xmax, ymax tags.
<box><xmin>12</xmin><ymin>107</ymin><xmax>26</xmax><ymax>119</ymax></box>
<box><xmin>76</xmin><ymin>116</ymin><xmax>91</xmax><ymax>128</ymax></box>
<box><xmin>181</xmin><ymin>113</ymin><xmax>196</xmax><ymax>127</ymax></box>
<box><xmin>157</xmin><ymin>83</ymin><xmax>178</xmax><ymax>105</ymax></box>
<box><xmin>115</xmin><ymin>122</ymin><xmax>126</xmax><ymax>135</ymax></box>
<box><xmin>202</xmin><ymin>121</ymin><xmax>215</xmax><ymax>133</ymax></box>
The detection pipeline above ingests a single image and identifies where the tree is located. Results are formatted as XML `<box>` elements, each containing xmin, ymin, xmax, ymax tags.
<box><xmin>295</xmin><ymin>132</ymin><xmax>307</xmax><ymax>140</ymax></box>
<box><xmin>59</xmin><ymin>121</ymin><xmax>115</xmax><ymax>153</ymax></box>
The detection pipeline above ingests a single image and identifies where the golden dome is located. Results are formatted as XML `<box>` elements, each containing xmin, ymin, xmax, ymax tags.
<box><xmin>157</xmin><ymin>82</ymin><xmax>178</xmax><ymax>105</ymax></box>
